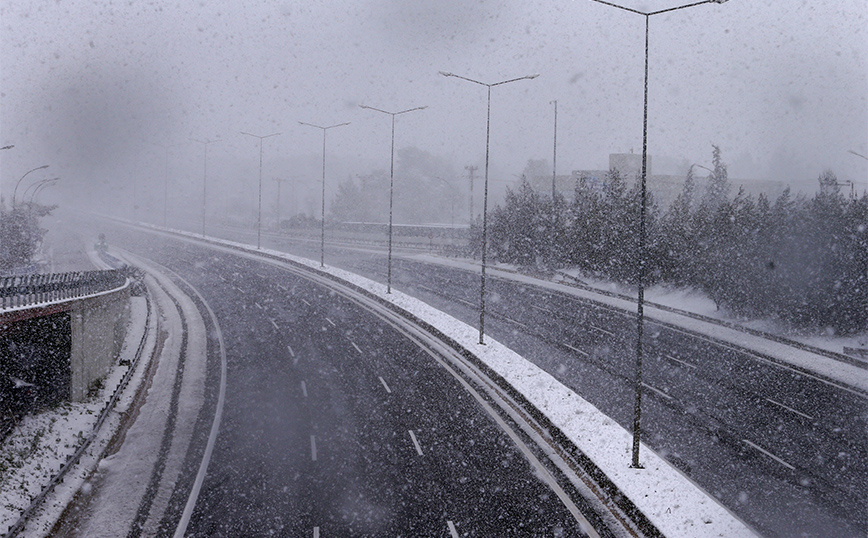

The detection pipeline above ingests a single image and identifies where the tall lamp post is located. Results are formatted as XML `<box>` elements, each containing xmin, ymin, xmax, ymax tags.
<box><xmin>241</xmin><ymin>131</ymin><xmax>281</xmax><ymax>249</ymax></box>
<box><xmin>191</xmin><ymin>138</ymin><xmax>220</xmax><ymax>237</ymax></box>
<box><xmin>152</xmin><ymin>142</ymin><xmax>178</xmax><ymax>227</ymax></box>
<box><xmin>298</xmin><ymin>121</ymin><xmax>350</xmax><ymax>268</ymax></box>
<box><xmin>12</xmin><ymin>165</ymin><xmax>49</xmax><ymax>207</ymax></box>
<box><xmin>588</xmin><ymin>0</ymin><xmax>730</xmax><ymax>469</ymax></box>
<box><xmin>440</xmin><ymin>71</ymin><xmax>538</xmax><ymax>344</ymax></box>
<box><xmin>360</xmin><ymin>104</ymin><xmax>427</xmax><ymax>293</ymax></box>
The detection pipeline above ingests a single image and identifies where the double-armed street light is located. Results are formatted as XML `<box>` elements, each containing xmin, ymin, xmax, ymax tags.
<box><xmin>588</xmin><ymin>0</ymin><xmax>731</xmax><ymax>468</ymax></box>
<box><xmin>298</xmin><ymin>121</ymin><xmax>350</xmax><ymax>267</ymax></box>
<box><xmin>191</xmin><ymin>138</ymin><xmax>221</xmax><ymax>237</ymax></box>
<box><xmin>440</xmin><ymin>71</ymin><xmax>538</xmax><ymax>344</ymax></box>
<box><xmin>241</xmin><ymin>131</ymin><xmax>281</xmax><ymax>249</ymax></box>
<box><xmin>12</xmin><ymin>165</ymin><xmax>49</xmax><ymax>207</ymax></box>
<box><xmin>359</xmin><ymin>104</ymin><xmax>428</xmax><ymax>293</ymax></box>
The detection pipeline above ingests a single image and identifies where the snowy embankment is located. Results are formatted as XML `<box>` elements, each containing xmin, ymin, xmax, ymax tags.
<box><xmin>166</xmin><ymin>227</ymin><xmax>758</xmax><ymax>538</ymax></box>
<box><xmin>0</xmin><ymin>296</ymin><xmax>152</xmax><ymax>536</ymax></box>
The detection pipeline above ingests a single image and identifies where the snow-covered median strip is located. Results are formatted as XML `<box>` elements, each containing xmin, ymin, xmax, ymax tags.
<box><xmin>409</xmin><ymin>253</ymin><xmax>868</xmax><ymax>395</ymax></box>
<box><xmin>170</xmin><ymin>229</ymin><xmax>758</xmax><ymax>538</ymax></box>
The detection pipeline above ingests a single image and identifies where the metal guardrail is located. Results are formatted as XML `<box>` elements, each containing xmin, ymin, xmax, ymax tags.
<box><xmin>0</xmin><ymin>270</ymin><xmax>127</xmax><ymax>310</ymax></box>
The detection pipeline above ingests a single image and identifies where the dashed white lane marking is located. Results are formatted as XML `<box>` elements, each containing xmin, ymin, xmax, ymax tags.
<box><xmin>454</xmin><ymin>297</ymin><xmax>475</xmax><ymax>308</ymax></box>
<box><xmin>447</xmin><ymin>520</ymin><xmax>459</xmax><ymax>538</ymax></box>
<box><xmin>270</xmin><ymin>318</ymin><xmax>279</xmax><ymax>330</ymax></box>
<box><xmin>664</xmin><ymin>354</ymin><xmax>697</xmax><ymax>369</ymax></box>
<box><xmin>310</xmin><ymin>435</ymin><xmax>317</xmax><ymax>461</ymax></box>
<box><xmin>379</xmin><ymin>376</ymin><xmax>392</xmax><ymax>394</ymax></box>
<box><xmin>742</xmin><ymin>439</ymin><xmax>795</xmax><ymax>470</ymax></box>
<box><xmin>287</xmin><ymin>345</ymin><xmax>295</xmax><ymax>358</ymax></box>
<box><xmin>325</xmin><ymin>317</ymin><xmax>336</xmax><ymax>327</ymax></box>
<box><xmin>351</xmin><ymin>342</ymin><xmax>363</xmax><ymax>354</ymax></box>
<box><xmin>501</xmin><ymin>315</ymin><xmax>528</xmax><ymax>329</ymax></box>
<box><xmin>563</xmin><ymin>342</ymin><xmax>589</xmax><ymax>357</ymax></box>
<box><xmin>277</xmin><ymin>284</ymin><xmax>287</xmax><ymax>292</ymax></box>
<box><xmin>301</xmin><ymin>299</ymin><xmax>311</xmax><ymax>306</ymax></box>
<box><xmin>301</xmin><ymin>381</ymin><xmax>308</xmax><ymax>398</ymax></box>
<box><xmin>766</xmin><ymin>398</ymin><xmax>814</xmax><ymax>420</ymax></box>
<box><xmin>590</xmin><ymin>324</ymin><xmax>614</xmax><ymax>336</ymax></box>
<box><xmin>642</xmin><ymin>382</ymin><xmax>673</xmax><ymax>400</ymax></box>
<box><xmin>408</xmin><ymin>430</ymin><xmax>423</xmax><ymax>456</ymax></box>
<box><xmin>254</xmin><ymin>302</ymin><xmax>263</xmax><ymax>310</ymax></box>
<box><xmin>530</xmin><ymin>304</ymin><xmax>553</xmax><ymax>314</ymax></box>
<box><xmin>313</xmin><ymin>526</ymin><xmax>319</xmax><ymax>538</ymax></box>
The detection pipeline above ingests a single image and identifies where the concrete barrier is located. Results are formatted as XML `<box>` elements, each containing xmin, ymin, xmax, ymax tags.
<box><xmin>0</xmin><ymin>273</ymin><xmax>131</xmax><ymax>405</ymax></box>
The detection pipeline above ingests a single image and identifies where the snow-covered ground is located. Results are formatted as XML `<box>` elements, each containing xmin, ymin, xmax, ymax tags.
<box><xmin>0</xmin><ymin>296</ymin><xmax>152</xmax><ymax>536</ymax></box>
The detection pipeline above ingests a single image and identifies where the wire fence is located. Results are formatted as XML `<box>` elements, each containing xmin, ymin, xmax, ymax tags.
<box><xmin>0</xmin><ymin>270</ymin><xmax>127</xmax><ymax>310</ymax></box>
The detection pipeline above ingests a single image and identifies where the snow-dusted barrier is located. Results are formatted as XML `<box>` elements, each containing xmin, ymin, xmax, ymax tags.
<box><xmin>0</xmin><ymin>270</ymin><xmax>131</xmax><ymax>403</ymax></box>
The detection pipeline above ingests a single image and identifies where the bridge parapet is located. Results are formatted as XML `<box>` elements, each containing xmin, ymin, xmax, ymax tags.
<box><xmin>1</xmin><ymin>270</ymin><xmax>132</xmax><ymax>409</ymax></box>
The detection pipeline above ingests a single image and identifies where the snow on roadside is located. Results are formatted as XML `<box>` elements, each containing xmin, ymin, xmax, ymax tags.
<box><xmin>0</xmin><ymin>296</ymin><xmax>150</xmax><ymax>536</ymax></box>
<box><xmin>169</xmin><ymin>230</ymin><xmax>759</xmax><ymax>538</ymax></box>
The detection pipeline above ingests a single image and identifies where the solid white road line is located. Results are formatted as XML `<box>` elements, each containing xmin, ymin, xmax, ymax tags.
<box><xmin>301</xmin><ymin>380</ymin><xmax>308</xmax><ymax>398</ymax></box>
<box><xmin>765</xmin><ymin>398</ymin><xmax>814</xmax><ymax>420</ymax></box>
<box><xmin>408</xmin><ymin>430</ymin><xmax>423</xmax><ymax>456</ymax></box>
<box><xmin>311</xmin><ymin>435</ymin><xmax>317</xmax><ymax>461</ymax></box>
<box><xmin>447</xmin><ymin>520</ymin><xmax>459</xmax><ymax>538</ymax></box>
<box><xmin>379</xmin><ymin>376</ymin><xmax>392</xmax><ymax>394</ymax></box>
<box><xmin>742</xmin><ymin>439</ymin><xmax>795</xmax><ymax>470</ymax></box>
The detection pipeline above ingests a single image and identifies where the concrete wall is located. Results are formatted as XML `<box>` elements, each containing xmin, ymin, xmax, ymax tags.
<box><xmin>68</xmin><ymin>285</ymin><xmax>131</xmax><ymax>401</ymax></box>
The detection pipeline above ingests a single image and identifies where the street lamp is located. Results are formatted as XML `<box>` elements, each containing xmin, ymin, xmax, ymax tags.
<box><xmin>12</xmin><ymin>165</ymin><xmax>49</xmax><ymax>207</ymax></box>
<box><xmin>298</xmin><ymin>121</ymin><xmax>350</xmax><ymax>268</ymax></box>
<box><xmin>551</xmin><ymin>100</ymin><xmax>558</xmax><ymax>200</ymax></box>
<box><xmin>28</xmin><ymin>178</ymin><xmax>59</xmax><ymax>205</ymax></box>
<box><xmin>241</xmin><ymin>131</ymin><xmax>281</xmax><ymax>249</ymax></box>
<box><xmin>360</xmin><ymin>104</ymin><xmax>428</xmax><ymax>293</ymax></box>
<box><xmin>152</xmin><ymin>142</ymin><xmax>179</xmax><ymax>228</ymax></box>
<box><xmin>440</xmin><ymin>71</ymin><xmax>538</xmax><ymax>344</ymax></box>
<box><xmin>588</xmin><ymin>0</ymin><xmax>730</xmax><ymax>469</ymax></box>
<box><xmin>191</xmin><ymin>138</ymin><xmax>220</xmax><ymax>237</ymax></box>
<box><xmin>23</xmin><ymin>177</ymin><xmax>59</xmax><ymax>204</ymax></box>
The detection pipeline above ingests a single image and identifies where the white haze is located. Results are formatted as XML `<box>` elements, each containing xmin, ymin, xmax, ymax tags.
<box><xmin>1</xmin><ymin>0</ymin><xmax>866</xmax><ymax>218</ymax></box>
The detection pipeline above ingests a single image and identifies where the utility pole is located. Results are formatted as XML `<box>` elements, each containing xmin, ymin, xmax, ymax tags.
<box><xmin>465</xmin><ymin>165</ymin><xmax>478</xmax><ymax>223</ymax></box>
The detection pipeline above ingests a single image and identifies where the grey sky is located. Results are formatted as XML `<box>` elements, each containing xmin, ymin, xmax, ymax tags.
<box><xmin>2</xmin><ymin>0</ymin><xmax>866</xmax><ymax>210</ymax></box>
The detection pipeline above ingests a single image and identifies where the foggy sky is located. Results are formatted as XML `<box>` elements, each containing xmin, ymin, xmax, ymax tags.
<box><xmin>1</xmin><ymin>0</ymin><xmax>866</xmax><ymax>214</ymax></box>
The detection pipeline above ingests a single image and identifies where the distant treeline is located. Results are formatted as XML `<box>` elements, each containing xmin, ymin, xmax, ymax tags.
<box><xmin>476</xmin><ymin>147</ymin><xmax>868</xmax><ymax>335</ymax></box>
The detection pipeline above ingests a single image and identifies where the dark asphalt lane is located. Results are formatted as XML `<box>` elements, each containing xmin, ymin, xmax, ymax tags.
<box><xmin>109</xmin><ymin>232</ymin><xmax>599</xmax><ymax>537</ymax></box>
<box><xmin>256</xmin><ymin>236</ymin><xmax>866</xmax><ymax>538</ymax></box>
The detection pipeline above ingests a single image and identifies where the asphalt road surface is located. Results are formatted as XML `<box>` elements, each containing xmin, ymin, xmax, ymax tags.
<box><xmin>106</xmin><ymin>227</ymin><xmax>613</xmax><ymax>538</ymax></box>
<box><xmin>239</xmin><ymin>225</ymin><xmax>867</xmax><ymax>538</ymax></box>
